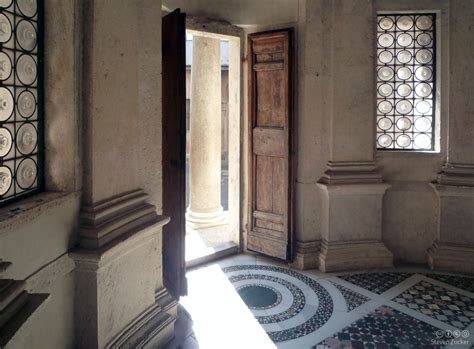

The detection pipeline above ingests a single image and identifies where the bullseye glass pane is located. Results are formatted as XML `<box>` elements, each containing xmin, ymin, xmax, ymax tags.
<box><xmin>0</xmin><ymin>0</ymin><xmax>43</xmax><ymax>205</ymax></box>
<box><xmin>376</xmin><ymin>13</ymin><xmax>436</xmax><ymax>150</ymax></box>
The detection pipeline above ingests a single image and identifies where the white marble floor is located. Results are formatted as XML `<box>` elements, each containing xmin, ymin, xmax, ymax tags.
<box><xmin>164</xmin><ymin>253</ymin><xmax>474</xmax><ymax>349</ymax></box>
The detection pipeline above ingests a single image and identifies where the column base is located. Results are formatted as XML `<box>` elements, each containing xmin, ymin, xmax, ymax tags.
<box><xmin>290</xmin><ymin>240</ymin><xmax>320</xmax><ymax>270</ymax></box>
<box><xmin>319</xmin><ymin>239</ymin><xmax>393</xmax><ymax>272</ymax></box>
<box><xmin>428</xmin><ymin>241</ymin><xmax>474</xmax><ymax>274</ymax></box>
<box><xmin>186</xmin><ymin>206</ymin><xmax>227</xmax><ymax>229</ymax></box>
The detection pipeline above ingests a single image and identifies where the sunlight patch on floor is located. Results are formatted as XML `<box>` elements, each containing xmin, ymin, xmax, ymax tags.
<box><xmin>180</xmin><ymin>264</ymin><xmax>276</xmax><ymax>349</ymax></box>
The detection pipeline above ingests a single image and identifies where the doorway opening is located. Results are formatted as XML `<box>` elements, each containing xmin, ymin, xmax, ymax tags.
<box><xmin>184</xmin><ymin>29</ymin><xmax>241</xmax><ymax>267</ymax></box>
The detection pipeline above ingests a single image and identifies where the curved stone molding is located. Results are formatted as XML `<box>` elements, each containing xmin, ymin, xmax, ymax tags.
<box><xmin>79</xmin><ymin>189</ymin><xmax>162</xmax><ymax>249</ymax></box>
<box><xmin>105</xmin><ymin>289</ymin><xmax>178</xmax><ymax>349</ymax></box>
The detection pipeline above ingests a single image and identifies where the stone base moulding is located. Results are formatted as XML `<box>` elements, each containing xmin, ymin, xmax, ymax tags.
<box><xmin>428</xmin><ymin>241</ymin><xmax>474</xmax><ymax>275</ymax></box>
<box><xmin>290</xmin><ymin>240</ymin><xmax>320</xmax><ymax>270</ymax></box>
<box><xmin>71</xmin><ymin>214</ymin><xmax>170</xmax><ymax>349</ymax></box>
<box><xmin>429</xmin><ymin>177</ymin><xmax>474</xmax><ymax>274</ymax></box>
<box><xmin>317</xmin><ymin>175</ymin><xmax>393</xmax><ymax>272</ymax></box>
<box><xmin>319</xmin><ymin>239</ymin><xmax>393</xmax><ymax>273</ymax></box>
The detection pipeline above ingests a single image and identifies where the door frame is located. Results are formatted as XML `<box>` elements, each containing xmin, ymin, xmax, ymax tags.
<box><xmin>185</xmin><ymin>16</ymin><xmax>245</xmax><ymax>256</ymax></box>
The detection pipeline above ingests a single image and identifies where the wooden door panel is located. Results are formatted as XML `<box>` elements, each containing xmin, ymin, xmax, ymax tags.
<box><xmin>272</xmin><ymin>157</ymin><xmax>286</xmax><ymax>215</ymax></box>
<box><xmin>255</xmin><ymin>156</ymin><xmax>273</xmax><ymax>212</ymax></box>
<box><xmin>256</xmin><ymin>69</ymin><xmax>285</xmax><ymax>128</ymax></box>
<box><xmin>248</xmin><ymin>29</ymin><xmax>295</xmax><ymax>261</ymax></box>
<box><xmin>252</xmin><ymin>128</ymin><xmax>286</xmax><ymax>157</ymax></box>
<box><xmin>162</xmin><ymin>9</ymin><xmax>187</xmax><ymax>298</ymax></box>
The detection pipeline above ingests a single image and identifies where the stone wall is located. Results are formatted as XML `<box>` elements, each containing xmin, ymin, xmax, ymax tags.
<box><xmin>164</xmin><ymin>0</ymin><xmax>474</xmax><ymax>267</ymax></box>
<box><xmin>0</xmin><ymin>0</ymin><xmax>80</xmax><ymax>347</ymax></box>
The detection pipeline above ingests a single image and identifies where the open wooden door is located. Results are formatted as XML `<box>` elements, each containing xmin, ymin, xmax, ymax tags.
<box><xmin>162</xmin><ymin>9</ymin><xmax>187</xmax><ymax>297</ymax></box>
<box><xmin>248</xmin><ymin>29</ymin><xmax>295</xmax><ymax>261</ymax></box>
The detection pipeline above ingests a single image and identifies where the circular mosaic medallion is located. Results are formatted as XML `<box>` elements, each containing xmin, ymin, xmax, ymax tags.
<box><xmin>230</xmin><ymin>273</ymin><xmax>305</xmax><ymax>325</ymax></box>
<box><xmin>237</xmin><ymin>284</ymin><xmax>282</xmax><ymax>310</ymax></box>
<box><xmin>223</xmin><ymin>265</ymin><xmax>334</xmax><ymax>343</ymax></box>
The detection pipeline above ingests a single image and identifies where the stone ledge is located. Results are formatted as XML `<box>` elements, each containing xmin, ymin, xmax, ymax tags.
<box><xmin>0</xmin><ymin>191</ymin><xmax>80</xmax><ymax>235</ymax></box>
<box><xmin>317</xmin><ymin>182</ymin><xmax>391</xmax><ymax>196</ymax></box>
<box><xmin>437</xmin><ymin>163</ymin><xmax>474</xmax><ymax>187</ymax></box>
<box><xmin>319</xmin><ymin>239</ymin><xmax>393</xmax><ymax>272</ymax></box>
<box><xmin>318</xmin><ymin>161</ymin><xmax>383</xmax><ymax>185</ymax></box>
<box><xmin>431</xmin><ymin>183</ymin><xmax>474</xmax><ymax>197</ymax></box>
<box><xmin>24</xmin><ymin>253</ymin><xmax>75</xmax><ymax>293</ymax></box>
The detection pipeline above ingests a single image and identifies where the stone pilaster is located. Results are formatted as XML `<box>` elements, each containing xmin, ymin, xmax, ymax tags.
<box><xmin>427</xmin><ymin>1</ymin><xmax>474</xmax><ymax>274</ymax></box>
<box><xmin>317</xmin><ymin>0</ymin><xmax>392</xmax><ymax>272</ymax></box>
<box><xmin>186</xmin><ymin>35</ymin><xmax>226</xmax><ymax>229</ymax></box>
<box><xmin>318</xmin><ymin>168</ymin><xmax>392</xmax><ymax>272</ymax></box>
<box><xmin>70</xmin><ymin>1</ymin><xmax>176</xmax><ymax>348</ymax></box>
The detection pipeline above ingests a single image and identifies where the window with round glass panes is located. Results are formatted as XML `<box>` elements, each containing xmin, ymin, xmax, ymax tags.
<box><xmin>0</xmin><ymin>0</ymin><xmax>42</xmax><ymax>205</ymax></box>
<box><xmin>376</xmin><ymin>13</ymin><xmax>436</xmax><ymax>151</ymax></box>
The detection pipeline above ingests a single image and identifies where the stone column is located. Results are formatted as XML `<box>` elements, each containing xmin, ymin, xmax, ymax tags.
<box><xmin>316</xmin><ymin>0</ymin><xmax>392</xmax><ymax>272</ymax></box>
<box><xmin>428</xmin><ymin>1</ymin><xmax>474</xmax><ymax>274</ymax></box>
<box><xmin>186</xmin><ymin>35</ymin><xmax>226</xmax><ymax>229</ymax></box>
<box><xmin>69</xmin><ymin>1</ymin><xmax>177</xmax><ymax>348</ymax></box>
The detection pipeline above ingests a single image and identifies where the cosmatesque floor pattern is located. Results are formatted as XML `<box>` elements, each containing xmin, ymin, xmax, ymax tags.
<box><xmin>164</xmin><ymin>254</ymin><xmax>474</xmax><ymax>349</ymax></box>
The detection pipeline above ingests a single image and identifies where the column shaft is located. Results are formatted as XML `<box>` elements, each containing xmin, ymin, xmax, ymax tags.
<box><xmin>186</xmin><ymin>36</ymin><xmax>225</xmax><ymax>228</ymax></box>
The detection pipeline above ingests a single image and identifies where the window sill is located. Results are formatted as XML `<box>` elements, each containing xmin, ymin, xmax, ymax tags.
<box><xmin>376</xmin><ymin>150</ymin><xmax>442</xmax><ymax>156</ymax></box>
<box><xmin>0</xmin><ymin>191</ymin><xmax>80</xmax><ymax>234</ymax></box>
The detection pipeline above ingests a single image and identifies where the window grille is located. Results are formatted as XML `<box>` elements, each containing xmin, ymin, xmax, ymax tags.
<box><xmin>0</xmin><ymin>0</ymin><xmax>42</xmax><ymax>206</ymax></box>
<box><xmin>376</xmin><ymin>14</ymin><xmax>436</xmax><ymax>150</ymax></box>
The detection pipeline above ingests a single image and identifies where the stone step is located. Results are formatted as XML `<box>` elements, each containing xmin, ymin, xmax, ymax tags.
<box><xmin>0</xmin><ymin>279</ymin><xmax>26</xmax><ymax>313</ymax></box>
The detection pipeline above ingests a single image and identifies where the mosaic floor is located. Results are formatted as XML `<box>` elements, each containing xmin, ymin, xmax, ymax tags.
<box><xmin>164</xmin><ymin>254</ymin><xmax>474</xmax><ymax>349</ymax></box>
